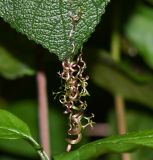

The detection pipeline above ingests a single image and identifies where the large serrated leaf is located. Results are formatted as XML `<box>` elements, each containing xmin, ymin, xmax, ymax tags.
<box><xmin>0</xmin><ymin>0</ymin><xmax>109</xmax><ymax>60</ymax></box>
<box><xmin>54</xmin><ymin>130</ymin><xmax>153</xmax><ymax>160</ymax></box>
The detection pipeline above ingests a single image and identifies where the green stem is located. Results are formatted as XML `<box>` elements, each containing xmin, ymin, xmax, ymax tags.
<box><xmin>111</xmin><ymin>2</ymin><xmax>121</xmax><ymax>63</ymax></box>
<box><xmin>111</xmin><ymin>30</ymin><xmax>121</xmax><ymax>62</ymax></box>
<box><xmin>27</xmin><ymin>137</ymin><xmax>50</xmax><ymax>160</ymax></box>
<box><xmin>37</xmin><ymin>150</ymin><xmax>50</xmax><ymax>160</ymax></box>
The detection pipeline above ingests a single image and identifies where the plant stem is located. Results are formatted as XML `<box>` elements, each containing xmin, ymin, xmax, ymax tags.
<box><xmin>37</xmin><ymin>150</ymin><xmax>50</xmax><ymax>160</ymax></box>
<box><xmin>112</xmin><ymin>31</ymin><xmax>131</xmax><ymax>160</ymax></box>
<box><xmin>114</xmin><ymin>95</ymin><xmax>126</xmax><ymax>134</ymax></box>
<box><xmin>111</xmin><ymin>4</ymin><xmax>127</xmax><ymax>135</ymax></box>
<box><xmin>37</xmin><ymin>71</ymin><xmax>51</xmax><ymax>157</ymax></box>
<box><xmin>111</xmin><ymin>2</ymin><xmax>131</xmax><ymax>160</ymax></box>
<box><xmin>27</xmin><ymin>137</ymin><xmax>50</xmax><ymax>160</ymax></box>
<box><xmin>111</xmin><ymin>29</ymin><xmax>121</xmax><ymax>62</ymax></box>
<box><xmin>114</xmin><ymin>97</ymin><xmax>131</xmax><ymax>160</ymax></box>
<box><xmin>36</xmin><ymin>51</ymin><xmax>51</xmax><ymax>158</ymax></box>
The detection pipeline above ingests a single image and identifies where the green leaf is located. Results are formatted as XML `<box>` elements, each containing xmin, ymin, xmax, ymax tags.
<box><xmin>11</xmin><ymin>101</ymin><xmax>68</xmax><ymax>155</ymax></box>
<box><xmin>54</xmin><ymin>130</ymin><xmax>153</xmax><ymax>160</ymax></box>
<box><xmin>0</xmin><ymin>109</ymin><xmax>31</xmax><ymax>139</ymax></box>
<box><xmin>0</xmin><ymin>0</ymin><xmax>109</xmax><ymax>60</ymax></box>
<box><xmin>108</xmin><ymin>109</ymin><xmax>153</xmax><ymax>160</ymax></box>
<box><xmin>125</xmin><ymin>5</ymin><xmax>153</xmax><ymax>68</ymax></box>
<box><xmin>0</xmin><ymin>100</ymin><xmax>89</xmax><ymax>158</ymax></box>
<box><xmin>0</xmin><ymin>46</ymin><xmax>34</xmax><ymax>79</ymax></box>
<box><xmin>0</xmin><ymin>108</ymin><xmax>48</xmax><ymax>159</ymax></box>
<box><xmin>0</xmin><ymin>100</ymin><xmax>67</xmax><ymax>156</ymax></box>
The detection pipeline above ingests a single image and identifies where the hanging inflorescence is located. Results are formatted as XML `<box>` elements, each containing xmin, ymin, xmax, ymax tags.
<box><xmin>57</xmin><ymin>54</ymin><xmax>94</xmax><ymax>152</ymax></box>
<box><xmin>54</xmin><ymin>0</ymin><xmax>94</xmax><ymax>152</ymax></box>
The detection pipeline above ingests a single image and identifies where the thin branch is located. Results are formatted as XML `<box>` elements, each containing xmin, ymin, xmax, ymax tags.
<box><xmin>28</xmin><ymin>137</ymin><xmax>50</xmax><ymax>160</ymax></box>
<box><xmin>114</xmin><ymin>95</ymin><xmax>126</xmax><ymax>134</ymax></box>
<box><xmin>122</xmin><ymin>153</ymin><xmax>132</xmax><ymax>160</ymax></box>
<box><xmin>114</xmin><ymin>96</ymin><xmax>131</xmax><ymax>160</ymax></box>
<box><xmin>36</xmin><ymin>51</ymin><xmax>51</xmax><ymax>158</ymax></box>
<box><xmin>37</xmin><ymin>71</ymin><xmax>51</xmax><ymax>158</ymax></box>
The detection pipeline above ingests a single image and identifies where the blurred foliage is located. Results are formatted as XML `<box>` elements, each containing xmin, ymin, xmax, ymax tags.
<box><xmin>125</xmin><ymin>4</ymin><xmax>153</xmax><ymax>68</ymax></box>
<box><xmin>89</xmin><ymin>51</ymin><xmax>153</xmax><ymax>108</ymax></box>
<box><xmin>0</xmin><ymin>46</ymin><xmax>34</xmax><ymax>79</ymax></box>
<box><xmin>0</xmin><ymin>0</ymin><xmax>153</xmax><ymax>159</ymax></box>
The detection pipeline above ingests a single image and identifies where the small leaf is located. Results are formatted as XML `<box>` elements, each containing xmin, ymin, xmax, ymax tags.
<box><xmin>0</xmin><ymin>109</ymin><xmax>31</xmax><ymax>139</ymax></box>
<box><xmin>54</xmin><ymin>130</ymin><xmax>153</xmax><ymax>160</ymax></box>
<box><xmin>125</xmin><ymin>5</ymin><xmax>153</xmax><ymax>68</ymax></box>
<box><xmin>0</xmin><ymin>46</ymin><xmax>34</xmax><ymax>79</ymax></box>
<box><xmin>0</xmin><ymin>100</ymin><xmax>68</xmax><ymax>156</ymax></box>
<box><xmin>0</xmin><ymin>0</ymin><xmax>109</xmax><ymax>60</ymax></box>
<box><xmin>0</xmin><ymin>109</ymin><xmax>46</xmax><ymax>159</ymax></box>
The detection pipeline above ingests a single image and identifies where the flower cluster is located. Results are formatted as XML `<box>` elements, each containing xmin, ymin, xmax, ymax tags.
<box><xmin>57</xmin><ymin>54</ymin><xmax>94</xmax><ymax>151</ymax></box>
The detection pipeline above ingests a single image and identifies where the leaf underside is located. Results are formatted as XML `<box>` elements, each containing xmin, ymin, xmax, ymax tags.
<box><xmin>0</xmin><ymin>0</ymin><xmax>109</xmax><ymax>60</ymax></box>
<box><xmin>54</xmin><ymin>130</ymin><xmax>153</xmax><ymax>160</ymax></box>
